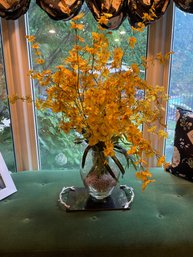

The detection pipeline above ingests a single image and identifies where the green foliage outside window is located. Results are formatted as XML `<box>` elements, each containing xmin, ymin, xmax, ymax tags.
<box><xmin>0</xmin><ymin>47</ymin><xmax>16</xmax><ymax>172</ymax></box>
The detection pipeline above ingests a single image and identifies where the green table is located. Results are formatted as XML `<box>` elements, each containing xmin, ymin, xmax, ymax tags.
<box><xmin>0</xmin><ymin>168</ymin><xmax>193</xmax><ymax>257</ymax></box>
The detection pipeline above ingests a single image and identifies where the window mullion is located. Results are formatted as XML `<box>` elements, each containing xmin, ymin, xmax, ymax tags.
<box><xmin>1</xmin><ymin>17</ymin><xmax>39</xmax><ymax>171</ymax></box>
<box><xmin>144</xmin><ymin>1</ymin><xmax>174</xmax><ymax>166</ymax></box>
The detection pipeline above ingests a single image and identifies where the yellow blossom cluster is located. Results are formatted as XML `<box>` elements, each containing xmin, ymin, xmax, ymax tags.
<box><xmin>27</xmin><ymin>15</ymin><xmax>169</xmax><ymax>190</ymax></box>
<box><xmin>9</xmin><ymin>94</ymin><xmax>32</xmax><ymax>104</ymax></box>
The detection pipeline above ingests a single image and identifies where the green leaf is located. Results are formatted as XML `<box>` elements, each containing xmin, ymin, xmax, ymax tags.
<box><xmin>81</xmin><ymin>145</ymin><xmax>92</xmax><ymax>168</ymax></box>
<box><xmin>48</xmin><ymin>127</ymin><xmax>56</xmax><ymax>135</ymax></box>
<box><xmin>38</xmin><ymin>137</ymin><xmax>49</xmax><ymax>151</ymax></box>
<box><xmin>111</xmin><ymin>155</ymin><xmax>125</xmax><ymax>175</ymax></box>
<box><xmin>114</xmin><ymin>144</ymin><xmax>137</xmax><ymax>170</ymax></box>
<box><xmin>104</xmin><ymin>162</ymin><xmax>117</xmax><ymax>181</ymax></box>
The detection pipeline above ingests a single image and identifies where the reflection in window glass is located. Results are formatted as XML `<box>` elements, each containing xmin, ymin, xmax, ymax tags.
<box><xmin>165</xmin><ymin>8</ymin><xmax>193</xmax><ymax>162</ymax></box>
<box><xmin>0</xmin><ymin>33</ymin><xmax>16</xmax><ymax>172</ymax></box>
<box><xmin>27</xmin><ymin>1</ymin><xmax>147</xmax><ymax>170</ymax></box>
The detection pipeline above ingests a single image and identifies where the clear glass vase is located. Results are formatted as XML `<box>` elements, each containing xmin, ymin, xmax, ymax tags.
<box><xmin>80</xmin><ymin>146</ymin><xmax>121</xmax><ymax>201</ymax></box>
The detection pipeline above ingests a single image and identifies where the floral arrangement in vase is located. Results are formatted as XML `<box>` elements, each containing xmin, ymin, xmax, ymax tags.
<box><xmin>24</xmin><ymin>12</ymin><xmax>169</xmax><ymax>198</ymax></box>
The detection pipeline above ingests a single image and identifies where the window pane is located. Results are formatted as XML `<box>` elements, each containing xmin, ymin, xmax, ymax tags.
<box><xmin>165</xmin><ymin>8</ymin><xmax>193</xmax><ymax>162</ymax></box>
<box><xmin>27</xmin><ymin>2</ymin><xmax>148</xmax><ymax>170</ymax></box>
<box><xmin>0</xmin><ymin>32</ymin><xmax>16</xmax><ymax>172</ymax></box>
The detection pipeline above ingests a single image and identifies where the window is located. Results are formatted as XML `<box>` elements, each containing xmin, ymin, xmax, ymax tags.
<box><xmin>165</xmin><ymin>7</ymin><xmax>193</xmax><ymax>162</ymax></box>
<box><xmin>0</xmin><ymin>29</ymin><xmax>16</xmax><ymax>172</ymax></box>
<box><xmin>26</xmin><ymin>2</ymin><xmax>148</xmax><ymax>170</ymax></box>
<box><xmin>0</xmin><ymin>2</ymin><xmax>180</xmax><ymax>171</ymax></box>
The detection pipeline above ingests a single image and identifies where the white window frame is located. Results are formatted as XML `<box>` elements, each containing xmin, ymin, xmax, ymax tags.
<box><xmin>0</xmin><ymin>2</ymin><xmax>174</xmax><ymax>171</ymax></box>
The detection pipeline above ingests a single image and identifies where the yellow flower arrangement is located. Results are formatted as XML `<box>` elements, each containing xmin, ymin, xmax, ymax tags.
<box><xmin>26</xmin><ymin>14</ymin><xmax>169</xmax><ymax>191</ymax></box>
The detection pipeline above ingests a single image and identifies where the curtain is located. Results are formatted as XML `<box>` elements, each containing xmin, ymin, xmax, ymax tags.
<box><xmin>0</xmin><ymin>0</ymin><xmax>192</xmax><ymax>28</ymax></box>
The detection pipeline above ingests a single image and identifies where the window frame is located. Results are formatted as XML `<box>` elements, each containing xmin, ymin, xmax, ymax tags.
<box><xmin>144</xmin><ymin>2</ymin><xmax>174</xmax><ymax>166</ymax></box>
<box><xmin>1</xmin><ymin>18</ymin><xmax>39</xmax><ymax>171</ymax></box>
<box><xmin>0</xmin><ymin>2</ymin><xmax>174</xmax><ymax>171</ymax></box>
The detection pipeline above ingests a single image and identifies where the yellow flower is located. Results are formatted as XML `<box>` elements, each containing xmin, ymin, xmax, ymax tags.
<box><xmin>8</xmin><ymin>94</ymin><xmax>19</xmax><ymax>104</ymax></box>
<box><xmin>35</xmin><ymin>58</ymin><xmax>45</xmax><ymax>65</ymax></box>
<box><xmin>85</xmin><ymin>46</ymin><xmax>96</xmax><ymax>55</ymax></box>
<box><xmin>132</xmin><ymin>22</ymin><xmax>145</xmax><ymax>32</ymax></box>
<box><xmin>157</xmin><ymin>156</ymin><xmax>166</xmax><ymax>167</ymax></box>
<box><xmin>31</xmin><ymin>43</ymin><xmax>39</xmax><ymax>49</ymax></box>
<box><xmin>25</xmin><ymin>35</ymin><xmax>36</xmax><ymax>42</ymax></box>
<box><xmin>142</xmin><ymin>179</ymin><xmax>155</xmax><ymax>191</ymax></box>
<box><xmin>111</xmin><ymin>47</ymin><xmax>123</xmax><ymax>68</ymax></box>
<box><xmin>131</xmin><ymin>63</ymin><xmax>140</xmax><ymax>74</ymax></box>
<box><xmin>104</xmin><ymin>142</ymin><xmax>114</xmax><ymax>157</ymax></box>
<box><xmin>34</xmin><ymin>50</ymin><xmax>42</xmax><ymax>56</ymax></box>
<box><xmin>142</xmin><ymin>13</ymin><xmax>154</xmax><ymax>22</ymax></box>
<box><xmin>92</xmin><ymin>32</ymin><xmax>102</xmax><ymax>41</ymax></box>
<box><xmin>128</xmin><ymin>37</ymin><xmax>137</xmax><ymax>49</ymax></box>
<box><xmin>156</xmin><ymin>51</ymin><xmax>174</xmax><ymax>64</ymax></box>
<box><xmin>72</xmin><ymin>12</ymin><xmax>85</xmax><ymax>21</ymax></box>
<box><xmin>136</xmin><ymin>170</ymin><xmax>152</xmax><ymax>179</ymax></box>
<box><xmin>98</xmin><ymin>13</ymin><xmax>112</xmax><ymax>25</ymax></box>
<box><xmin>136</xmin><ymin>170</ymin><xmax>155</xmax><ymax>191</ymax></box>
<box><xmin>35</xmin><ymin>99</ymin><xmax>42</xmax><ymax>109</ymax></box>
<box><xmin>70</xmin><ymin>21</ymin><xmax>84</xmax><ymax>30</ymax></box>
<box><xmin>59</xmin><ymin>121</ymin><xmax>72</xmax><ymax>133</ymax></box>
<box><xmin>75</xmin><ymin>35</ymin><xmax>85</xmax><ymax>42</ymax></box>
<box><xmin>164</xmin><ymin>162</ymin><xmax>171</xmax><ymax>171</ymax></box>
<box><xmin>158</xmin><ymin>130</ymin><xmax>168</xmax><ymax>138</ymax></box>
<box><xmin>147</xmin><ymin>126</ymin><xmax>157</xmax><ymax>133</ymax></box>
<box><xmin>127</xmin><ymin>146</ymin><xmax>137</xmax><ymax>155</ymax></box>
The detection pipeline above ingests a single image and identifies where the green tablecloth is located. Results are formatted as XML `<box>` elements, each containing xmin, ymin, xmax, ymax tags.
<box><xmin>0</xmin><ymin>168</ymin><xmax>193</xmax><ymax>257</ymax></box>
